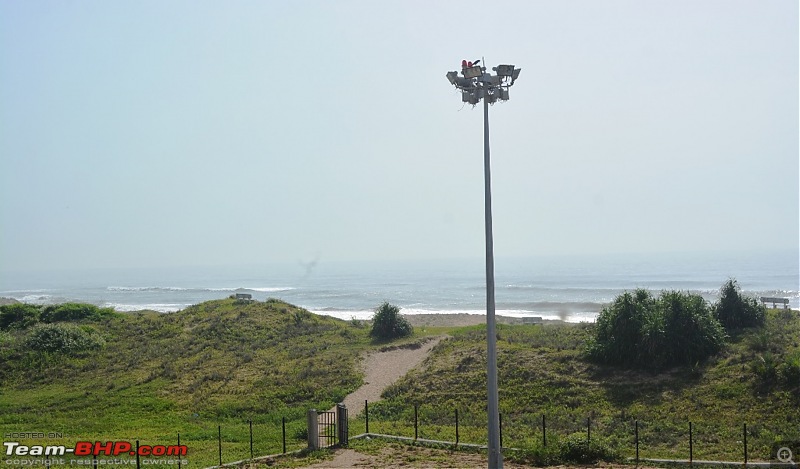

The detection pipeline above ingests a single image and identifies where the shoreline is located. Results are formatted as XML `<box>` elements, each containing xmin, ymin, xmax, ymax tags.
<box><xmin>402</xmin><ymin>313</ymin><xmax>569</xmax><ymax>327</ymax></box>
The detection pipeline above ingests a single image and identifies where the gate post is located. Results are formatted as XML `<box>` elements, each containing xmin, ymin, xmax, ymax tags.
<box><xmin>307</xmin><ymin>409</ymin><xmax>319</xmax><ymax>450</ymax></box>
<box><xmin>337</xmin><ymin>404</ymin><xmax>349</xmax><ymax>447</ymax></box>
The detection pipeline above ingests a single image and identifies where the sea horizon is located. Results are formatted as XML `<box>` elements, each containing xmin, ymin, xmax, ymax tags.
<box><xmin>1</xmin><ymin>249</ymin><xmax>798</xmax><ymax>323</ymax></box>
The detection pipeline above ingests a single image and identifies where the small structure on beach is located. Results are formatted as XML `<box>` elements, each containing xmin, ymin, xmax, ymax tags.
<box><xmin>522</xmin><ymin>316</ymin><xmax>543</xmax><ymax>325</ymax></box>
<box><xmin>760</xmin><ymin>296</ymin><xmax>789</xmax><ymax>309</ymax></box>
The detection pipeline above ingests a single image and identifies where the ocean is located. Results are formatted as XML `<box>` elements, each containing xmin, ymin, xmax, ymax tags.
<box><xmin>1</xmin><ymin>250</ymin><xmax>797</xmax><ymax>323</ymax></box>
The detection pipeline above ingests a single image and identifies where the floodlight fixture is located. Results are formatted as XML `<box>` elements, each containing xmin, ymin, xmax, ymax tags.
<box><xmin>446</xmin><ymin>71</ymin><xmax>459</xmax><ymax>85</ymax></box>
<box><xmin>456</xmin><ymin>76</ymin><xmax>475</xmax><ymax>88</ymax></box>
<box><xmin>511</xmin><ymin>68</ymin><xmax>521</xmax><ymax>84</ymax></box>
<box><xmin>462</xmin><ymin>65</ymin><xmax>483</xmax><ymax>79</ymax></box>
<box><xmin>494</xmin><ymin>64</ymin><xmax>515</xmax><ymax>77</ymax></box>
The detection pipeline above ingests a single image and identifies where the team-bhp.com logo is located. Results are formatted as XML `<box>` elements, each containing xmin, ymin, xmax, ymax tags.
<box><xmin>4</xmin><ymin>441</ymin><xmax>187</xmax><ymax>457</ymax></box>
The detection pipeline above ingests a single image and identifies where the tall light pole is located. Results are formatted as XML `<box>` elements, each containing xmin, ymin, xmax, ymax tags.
<box><xmin>446</xmin><ymin>60</ymin><xmax>521</xmax><ymax>469</ymax></box>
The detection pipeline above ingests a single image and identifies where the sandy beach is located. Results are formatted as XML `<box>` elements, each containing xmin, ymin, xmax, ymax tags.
<box><xmin>402</xmin><ymin>313</ymin><xmax>561</xmax><ymax>327</ymax></box>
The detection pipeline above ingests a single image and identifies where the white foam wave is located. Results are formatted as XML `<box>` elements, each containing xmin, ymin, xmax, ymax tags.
<box><xmin>310</xmin><ymin>309</ymin><xmax>375</xmax><ymax>321</ymax></box>
<box><xmin>105</xmin><ymin>303</ymin><xmax>188</xmax><ymax>313</ymax></box>
<box><xmin>108</xmin><ymin>286</ymin><xmax>294</xmax><ymax>293</ymax></box>
<box><xmin>20</xmin><ymin>294</ymin><xmax>53</xmax><ymax>303</ymax></box>
<box><xmin>1</xmin><ymin>289</ymin><xmax>51</xmax><ymax>294</ymax></box>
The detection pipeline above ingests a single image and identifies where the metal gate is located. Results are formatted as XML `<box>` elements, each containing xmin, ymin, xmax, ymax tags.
<box><xmin>336</xmin><ymin>404</ymin><xmax>348</xmax><ymax>447</ymax></box>
<box><xmin>308</xmin><ymin>404</ymin><xmax>348</xmax><ymax>450</ymax></box>
<box><xmin>318</xmin><ymin>411</ymin><xmax>337</xmax><ymax>448</ymax></box>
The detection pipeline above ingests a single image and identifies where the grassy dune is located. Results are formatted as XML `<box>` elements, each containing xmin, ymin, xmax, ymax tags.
<box><xmin>369</xmin><ymin>309</ymin><xmax>800</xmax><ymax>463</ymax></box>
<box><xmin>1</xmin><ymin>300</ymin><xmax>797</xmax><ymax>467</ymax></box>
<box><xmin>0</xmin><ymin>299</ymin><xmax>387</xmax><ymax>467</ymax></box>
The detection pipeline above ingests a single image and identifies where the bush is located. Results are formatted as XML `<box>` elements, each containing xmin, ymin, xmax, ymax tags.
<box><xmin>558</xmin><ymin>434</ymin><xmax>619</xmax><ymax>464</ymax></box>
<box><xmin>779</xmin><ymin>351</ymin><xmax>800</xmax><ymax>388</ymax></box>
<box><xmin>588</xmin><ymin>289</ymin><xmax>726</xmax><ymax>369</ymax></box>
<box><xmin>40</xmin><ymin>303</ymin><xmax>117</xmax><ymax>323</ymax></box>
<box><xmin>587</xmin><ymin>289</ymin><xmax>655</xmax><ymax>366</ymax></box>
<box><xmin>511</xmin><ymin>444</ymin><xmax>560</xmax><ymax>466</ymax></box>
<box><xmin>0</xmin><ymin>304</ymin><xmax>40</xmax><ymax>330</ymax></box>
<box><xmin>657</xmin><ymin>290</ymin><xmax>726</xmax><ymax>368</ymax></box>
<box><xmin>24</xmin><ymin>323</ymin><xmax>105</xmax><ymax>355</ymax></box>
<box><xmin>714</xmin><ymin>279</ymin><xmax>765</xmax><ymax>330</ymax></box>
<box><xmin>512</xmin><ymin>433</ymin><xmax>619</xmax><ymax>465</ymax></box>
<box><xmin>752</xmin><ymin>352</ymin><xmax>779</xmax><ymax>386</ymax></box>
<box><xmin>370</xmin><ymin>302</ymin><xmax>412</xmax><ymax>340</ymax></box>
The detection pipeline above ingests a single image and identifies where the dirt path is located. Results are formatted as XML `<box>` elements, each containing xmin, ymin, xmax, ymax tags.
<box><xmin>327</xmin><ymin>337</ymin><xmax>444</xmax><ymax>414</ymax></box>
<box><xmin>298</xmin><ymin>337</ymin><xmax>446</xmax><ymax>468</ymax></box>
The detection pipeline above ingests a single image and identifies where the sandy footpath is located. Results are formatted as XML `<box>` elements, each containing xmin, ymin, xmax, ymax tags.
<box><xmin>329</xmin><ymin>336</ymin><xmax>444</xmax><ymax>414</ymax></box>
<box><xmin>327</xmin><ymin>312</ymin><xmax>552</xmax><ymax>415</ymax></box>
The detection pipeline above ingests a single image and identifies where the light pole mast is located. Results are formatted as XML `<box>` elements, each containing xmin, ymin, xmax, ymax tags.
<box><xmin>447</xmin><ymin>60</ymin><xmax>521</xmax><ymax>469</ymax></box>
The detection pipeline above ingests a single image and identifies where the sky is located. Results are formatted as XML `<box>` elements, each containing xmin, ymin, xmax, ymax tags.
<box><xmin>1</xmin><ymin>0</ymin><xmax>798</xmax><ymax>274</ymax></box>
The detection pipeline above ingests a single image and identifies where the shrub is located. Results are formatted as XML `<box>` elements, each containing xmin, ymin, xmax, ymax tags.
<box><xmin>778</xmin><ymin>351</ymin><xmax>800</xmax><ymax>388</ymax></box>
<box><xmin>588</xmin><ymin>289</ymin><xmax>725</xmax><ymax>369</ymax></box>
<box><xmin>370</xmin><ymin>302</ymin><xmax>412</xmax><ymax>340</ymax></box>
<box><xmin>24</xmin><ymin>323</ymin><xmax>105</xmax><ymax>355</ymax></box>
<box><xmin>714</xmin><ymin>279</ymin><xmax>765</xmax><ymax>330</ymax></box>
<box><xmin>752</xmin><ymin>352</ymin><xmax>779</xmax><ymax>386</ymax></box>
<box><xmin>0</xmin><ymin>303</ymin><xmax>40</xmax><ymax>330</ymax></box>
<box><xmin>657</xmin><ymin>290</ymin><xmax>726</xmax><ymax>368</ymax></box>
<box><xmin>587</xmin><ymin>289</ymin><xmax>655</xmax><ymax>366</ymax></box>
<box><xmin>511</xmin><ymin>444</ymin><xmax>560</xmax><ymax>466</ymax></box>
<box><xmin>558</xmin><ymin>433</ymin><xmax>619</xmax><ymax>464</ymax></box>
<box><xmin>40</xmin><ymin>303</ymin><xmax>117</xmax><ymax>323</ymax></box>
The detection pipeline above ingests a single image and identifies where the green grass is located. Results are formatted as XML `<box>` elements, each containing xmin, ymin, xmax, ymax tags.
<box><xmin>367</xmin><ymin>309</ymin><xmax>800</xmax><ymax>463</ymax></box>
<box><xmin>1</xmin><ymin>300</ymin><xmax>797</xmax><ymax>467</ymax></box>
<box><xmin>0</xmin><ymin>299</ymin><xmax>388</xmax><ymax>467</ymax></box>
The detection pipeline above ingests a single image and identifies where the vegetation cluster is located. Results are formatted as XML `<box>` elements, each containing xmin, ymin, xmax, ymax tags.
<box><xmin>369</xmin><ymin>301</ymin><xmax>413</xmax><ymax>340</ymax></box>
<box><xmin>0</xmin><ymin>302</ymin><xmax>118</xmax><ymax>331</ymax></box>
<box><xmin>1</xmin><ymin>303</ymin><xmax>116</xmax><ymax>355</ymax></box>
<box><xmin>587</xmin><ymin>279</ymin><xmax>766</xmax><ymax>369</ymax></box>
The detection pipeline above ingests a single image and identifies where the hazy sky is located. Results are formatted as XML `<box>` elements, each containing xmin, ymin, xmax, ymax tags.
<box><xmin>1</xmin><ymin>0</ymin><xmax>798</xmax><ymax>273</ymax></box>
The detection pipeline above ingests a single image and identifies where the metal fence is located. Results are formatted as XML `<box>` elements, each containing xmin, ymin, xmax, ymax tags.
<box><xmin>357</xmin><ymin>399</ymin><xmax>800</xmax><ymax>465</ymax></box>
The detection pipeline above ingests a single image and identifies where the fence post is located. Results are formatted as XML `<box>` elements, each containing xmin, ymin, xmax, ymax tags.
<box><xmin>587</xmin><ymin>416</ymin><xmax>591</xmax><ymax>444</ymax></box>
<box><xmin>365</xmin><ymin>400</ymin><xmax>369</xmax><ymax>434</ymax></box>
<box><xmin>414</xmin><ymin>404</ymin><xmax>419</xmax><ymax>440</ymax></box>
<box><xmin>689</xmin><ymin>421</ymin><xmax>693</xmax><ymax>466</ymax></box>
<box><xmin>282</xmin><ymin>417</ymin><xmax>286</xmax><ymax>454</ymax></box>
<box><xmin>499</xmin><ymin>412</ymin><xmax>503</xmax><ymax>449</ymax></box>
<box><xmin>218</xmin><ymin>425</ymin><xmax>222</xmax><ymax>466</ymax></box>
<box><xmin>249</xmin><ymin>419</ymin><xmax>253</xmax><ymax>459</ymax></box>
<box><xmin>454</xmin><ymin>408</ymin><xmax>459</xmax><ymax>445</ymax></box>
<box><xmin>635</xmin><ymin>420</ymin><xmax>639</xmax><ymax>467</ymax></box>
<box><xmin>743</xmin><ymin>423</ymin><xmax>747</xmax><ymax>468</ymax></box>
<box><xmin>542</xmin><ymin>414</ymin><xmax>547</xmax><ymax>447</ymax></box>
<box><xmin>136</xmin><ymin>440</ymin><xmax>140</xmax><ymax>469</ymax></box>
<box><xmin>307</xmin><ymin>409</ymin><xmax>319</xmax><ymax>451</ymax></box>
<box><xmin>177</xmin><ymin>433</ymin><xmax>181</xmax><ymax>469</ymax></box>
